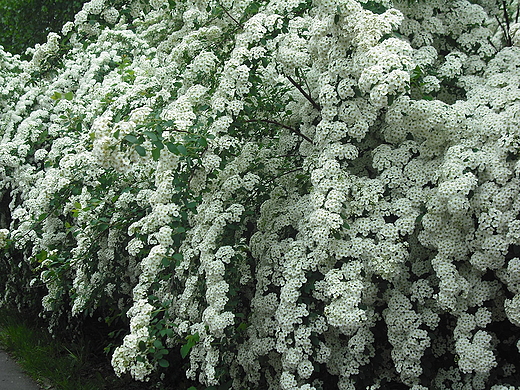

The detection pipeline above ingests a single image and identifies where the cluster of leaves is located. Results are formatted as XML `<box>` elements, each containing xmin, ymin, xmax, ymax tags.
<box><xmin>0</xmin><ymin>0</ymin><xmax>88</xmax><ymax>58</ymax></box>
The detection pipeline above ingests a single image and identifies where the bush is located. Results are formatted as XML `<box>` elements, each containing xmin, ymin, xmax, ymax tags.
<box><xmin>2</xmin><ymin>0</ymin><xmax>520</xmax><ymax>389</ymax></box>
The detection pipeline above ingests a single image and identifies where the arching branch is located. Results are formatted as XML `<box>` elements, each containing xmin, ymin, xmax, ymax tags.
<box><xmin>245</xmin><ymin>119</ymin><xmax>313</xmax><ymax>143</ymax></box>
<box><xmin>216</xmin><ymin>1</ymin><xmax>243</xmax><ymax>29</ymax></box>
<box><xmin>285</xmin><ymin>74</ymin><xmax>321</xmax><ymax>111</ymax></box>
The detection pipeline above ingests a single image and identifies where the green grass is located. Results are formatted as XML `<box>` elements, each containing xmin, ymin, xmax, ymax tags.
<box><xmin>0</xmin><ymin>307</ymin><xmax>140</xmax><ymax>390</ymax></box>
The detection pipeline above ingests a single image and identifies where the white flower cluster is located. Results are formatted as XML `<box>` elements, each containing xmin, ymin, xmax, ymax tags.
<box><xmin>322</xmin><ymin>262</ymin><xmax>366</xmax><ymax>332</ymax></box>
<box><xmin>454</xmin><ymin>312</ymin><xmax>496</xmax><ymax>375</ymax></box>
<box><xmin>111</xmin><ymin>299</ymin><xmax>154</xmax><ymax>381</ymax></box>
<box><xmin>357</xmin><ymin>38</ymin><xmax>414</xmax><ymax>107</ymax></box>
<box><xmin>384</xmin><ymin>291</ymin><xmax>431</xmax><ymax>386</ymax></box>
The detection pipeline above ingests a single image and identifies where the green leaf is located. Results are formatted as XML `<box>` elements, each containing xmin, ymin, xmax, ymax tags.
<box><xmin>166</xmin><ymin>142</ymin><xmax>177</xmax><ymax>154</ymax></box>
<box><xmin>144</xmin><ymin>131</ymin><xmax>158</xmax><ymax>141</ymax></box>
<box><xmin>135</xmin><ymin>145</ymin><xmax>146</xmax><ymax>156</ymax></box>
<box><xmin>64</xmin><ymin>91</ymin><xmax>74</xmax><ymax>101</ymax></box>
<box><xmin>124</xmin><ymin>134</ymin><xmax>139</xmax><ymax>144</ymax></box>
<box><xmin>51</xmin><ymin>92</ymin><xmax>61</xmax><ymax>100</ymax></box>
<box><xmin>153</xmin><ymin>340</ymin><xmax>163</xmax><ymax>348</ymax></box>
<box><xmin>244</xmin><ymin>1</ymin><xmax>260</xmax><ymax>15</ymax></box>
<box><xmin>152</xmin><ymin>148</ymin><xmax>161</xmax><ymax>161</ymax></box>
<box><xmin>361</xmin><ymin>0</ymin><xmax>388</xmax><ymax>14</ymax></box>
<box><xmin>177</xmin><ymin>144</ymin><xmax>188</xmax><ymax>155</ymax></box>
<box><xmin>159</xmin><ymin>359</ymin><xmax>169</xmax><ymax>368</ymax></box>
<box><xmin>35</xmin><ymin>250</ymin><xmax>48</xmax><ymax>262</ymax></box>
<box><xmin>180</xmin><ymin>343</ymin><xmax>191</xmax><ymax>358</ymax></box>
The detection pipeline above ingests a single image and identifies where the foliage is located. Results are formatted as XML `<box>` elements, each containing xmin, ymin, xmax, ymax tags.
<box><xmin>2</xmin><ymin>0</ymin><xmax>520</xmax><ymax>389</ymax></box>
<box><xmin>0</xmin><ymin>0</ymin><xmax>87</xmax><ymax>58</ymax></box>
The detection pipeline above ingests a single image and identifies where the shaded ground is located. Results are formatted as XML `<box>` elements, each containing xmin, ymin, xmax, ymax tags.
<box><xmin>0</xmin><ymin>350</ymin><xmax>42</xmax><ymax>390</ymax></box>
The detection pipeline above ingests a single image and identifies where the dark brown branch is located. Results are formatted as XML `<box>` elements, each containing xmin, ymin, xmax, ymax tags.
<box><xmin>496</xmin><ymin>1</ymin><xmax>513</xmax><ymax>46</ymax></box>
<box><xmin>274</xmin><ymin>153</ymin><xmax>299</xmax><ymax>159</ymax></box>
<box><xmin>249</xmin><ymin>167</ymin><xmax>304</xmax><ymax>201</ymax></box>
<box><xmin>516</xmin><ymin>1</ymin><xmax>519</xmax><ymax>23</ymax></box>
<box><xmin>496</xmin><ymin>15</ymin><xmax>511</xmax><ymax>46</ymax></box>
<box><xmin>487</xmin><ymin>36</ymin><xmax>499</xmax><ymax>53</ymax></box>
<box><xmin>216</xmin><ymin>1</ymin><xmax>243</xmax><ymax>29</ymax></box>
<box><xmin>245</xmin><ymin>119</ymin><xmax>313</xmax><ymax>143</ymax></box>
<box><xmin>285</xmin><ymin>74</ymin><xmax>321</xmax><ymax>111</ymax></box>
<box><xmin>503</xmin><ymin>0</ymin><xmax>511</xmax><ymax>30</ymax></box>
<box><xmin>503</xmin><ymin>0</ymin><xmax>513</xmax><ymax>46</ymax></box>
<box><xmin>272</xmin><ymin>167</ymin><xmax>303</xmax><ymax>180</ymax></box>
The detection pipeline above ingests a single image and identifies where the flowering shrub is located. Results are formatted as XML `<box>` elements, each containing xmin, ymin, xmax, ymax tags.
<box><xmin>2</xmin><ymin>0</ymin><xmax>520</xmax><ymax>389</ymax></box>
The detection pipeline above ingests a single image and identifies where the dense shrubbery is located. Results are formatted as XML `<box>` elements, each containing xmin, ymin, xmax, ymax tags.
<box><xmin>2</xmin><ymin>0</ymin><xmax>520</xmax><ymax>389</ymax></box>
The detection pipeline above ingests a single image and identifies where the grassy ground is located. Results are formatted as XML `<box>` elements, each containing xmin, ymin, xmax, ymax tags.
<box><xmin>0</xmin><ymin>307</ymin><xmax>164</xmax><ymax>390</ymax></box>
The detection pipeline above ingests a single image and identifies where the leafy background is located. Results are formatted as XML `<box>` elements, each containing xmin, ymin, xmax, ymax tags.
<box><xmin>0</xmin><ymin>0</ymin><xmax>87</xmax><ymax>58</ymax></box>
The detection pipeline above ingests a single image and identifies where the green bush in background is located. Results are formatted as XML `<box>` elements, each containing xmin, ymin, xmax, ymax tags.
<box><xmin>0</xmin><ymin>0</ymin><xmax>87</xmax><ymax>58</ymax></box>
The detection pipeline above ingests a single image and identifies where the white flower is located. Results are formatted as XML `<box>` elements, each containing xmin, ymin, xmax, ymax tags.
<box><xmin>0</xmin><ymin>229</ymin><xmax>9</xmax><ymax>248</ymax></box>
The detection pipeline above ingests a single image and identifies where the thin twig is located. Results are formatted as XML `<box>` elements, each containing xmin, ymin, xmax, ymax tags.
<box><xmin>260</xmin><ymin>167</ymin><xmax>304</xmax><ymax>192</ymax></box>
<box><xmin>216</xmin><ymin>1</ymin><xmax>243</xmax><ymax>29</ymax></box>
<box><xmin>516</xmin><ymin>1</ymin><xmax>519</xmax><ymax>23</ymax></box>
<box><xmin>303</xmin><ymin>77</ymin><xmax>313</xmax><ymax>102</ymax></box>
<box><xmin>285</xmin><ymin>74</ymin><xmax>321</xmax><ymax>111</ymax></box>
<box><xmin>274</xmin><ymin>153</ymin><xmax>299</xmax><ymax>159</ymax></box>
<box><xmin>248</xmin><ymin>166</ymin><xmax>304</xmax><ymax>204</ymax></box>
<box><xmin>503</xmin><ymin>0</ymin><xmax>511</xmax><ymax>30</ymax></box>
<box><xmin>264</xmin><ymin>168</ymin><xmax>304</xmax><ymax>189</ymax></box>
<box><xmin>487</xmin><ymin>36</ymin><xmax>499</xmax><ymax>53</ymax></box>
<box><xmin>502</xmin><ymin>0</ymin><xmax>513</xmax><ymax>45</ymax></box>
<box><xmin>496</xmin><ymin>15</ymin><xmax>511</xmax><ymax>46</ymax></box>
<box><xmin>245</xmin><ymin>119</ymin><xmax>313</xmax><ymax>143</ymax></box>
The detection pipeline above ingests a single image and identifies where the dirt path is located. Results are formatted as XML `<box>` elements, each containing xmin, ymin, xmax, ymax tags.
<box><xmin>0</xmin><ymin>350</ymin><xmax>41</xmax><ymax>390</ymax></box>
